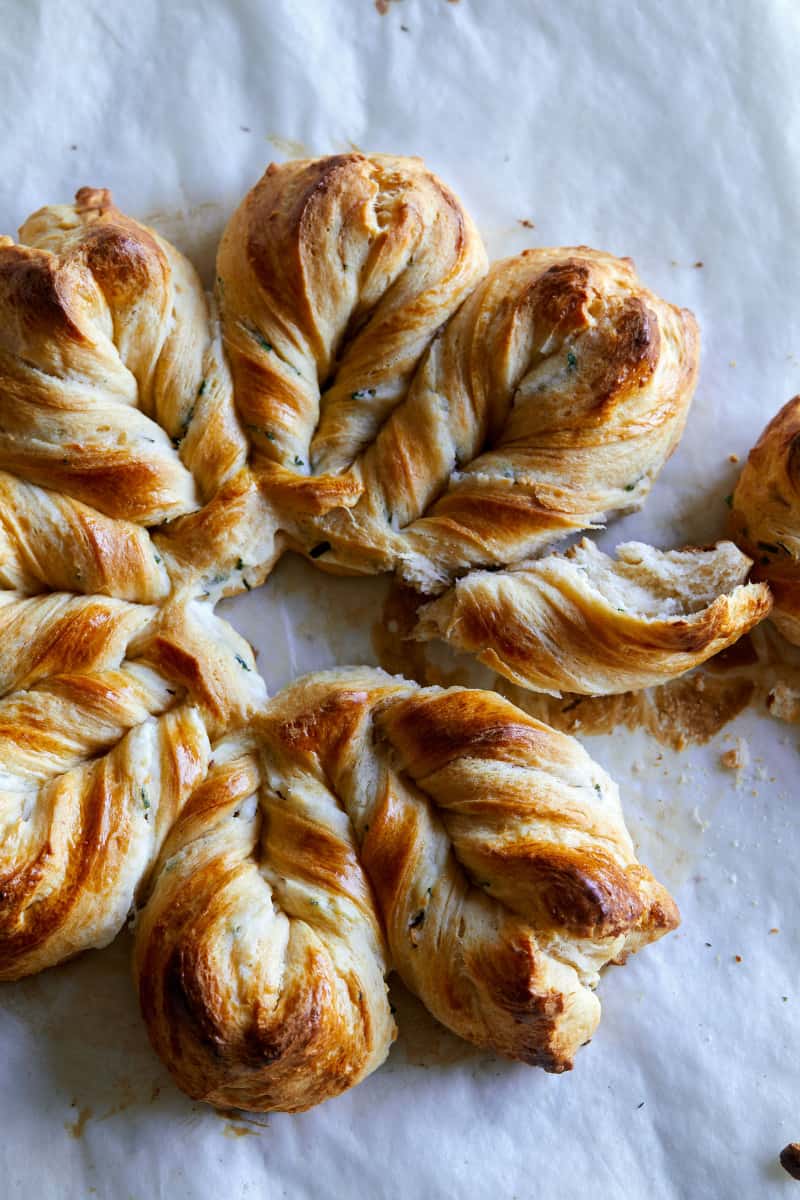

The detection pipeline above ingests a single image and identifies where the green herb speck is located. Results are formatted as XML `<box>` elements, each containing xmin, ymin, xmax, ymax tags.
<box><xmin>234</xmin><ymin>654</ymin><xmax>251</xmax><ymax>671</ymax></box>
<box><xmin>566</xmin><ymin>349</ymin><xmax>578</xmax><ymax>371</ymax></box>
<box><xmin>293</xmin><ymin>455</ymin><xmax>304</xmax><ymax>467</ymax></box>
<box><xmin>724</xmin><ymin>494</ymin><xmax>733</xmax><ymax>508</ymax></box>
<box><xmin>197</xmin><ymin>379</ymin><xmax>207</xmax><ymax>397</ymax></box>
<box><xmin>351</xmin><ymin>388</ymin><xmax>377</xmax><ymax>400</ymax></box>
<box><xmin>409</xmin><ymin>909</ymin><xmax>426</xmax><ymax>930</ymax></box>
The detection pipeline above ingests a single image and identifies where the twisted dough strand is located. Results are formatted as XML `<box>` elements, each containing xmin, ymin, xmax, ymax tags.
<box><xmin>217</xmin><ymin>153</ymin><xmax>488</xmax><ymax>499</ymax></box>
<box><xmin>0</xmin><ymin>187</ymin><xmax>270</xmax><ymax>601</ymax></box>
<box><xmin>135</xmin><ymin>668</ymin><xmax>678</xmax><ymax>1111</ymax></box>
<box><xmin>0</xmin><ymin>593</ymin><xmax>265</xmax><ymax>981</ymax></box>
<box><xmin>135</xmin><ymin>732</ymin><xmax>394</xmax><ymax>1112</ymax></box>
<box><xmin>0</xmin><ymin>471</ymin><xmax>170</xmax><ymax>602</ymax></box>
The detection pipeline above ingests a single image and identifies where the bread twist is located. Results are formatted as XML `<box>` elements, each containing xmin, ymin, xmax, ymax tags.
<box><xmin>0</xmin><ymin>593</ymin><xmax>264</xmax><ymax>980</ymax></box>
<box><xmin>415</xmin><ymin>539</ymin><xmax>772</xmax><ymax>695</ymax></box>
<box><xmin>0</xmin><ymin>187</ymin><xmax>276</xmax><ymax>603</ymax></box>
<box><xmin>218</xmin><ymin>181</ymin><xmax>699</xmax><ymax>591</ymax></box>
<box><xmin>134</xmin><ymin>667</ymin><xmax>678</xmax><ymax>1112</ymax></box>
<box><xmin>730</xmin><ymin>396</ymin><xmax>800</xmax><ymax>645</ymax></box>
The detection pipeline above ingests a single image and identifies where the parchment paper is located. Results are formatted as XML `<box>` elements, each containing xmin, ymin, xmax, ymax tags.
<box><xmin>1</xmin><ymin>2</ymin><xmax>799</xmax><ymax>1196</ymax></box>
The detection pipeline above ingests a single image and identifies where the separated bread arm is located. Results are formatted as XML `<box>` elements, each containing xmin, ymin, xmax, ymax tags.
<box><xmin>416</xmin><ymin>539</ymin><xmax>772</xmax><ymax>695</ymax></box>
<box><xmin>730</xmin><ymin>396</ymin><xmax>800</xmax><ymax>645</ymax></box>
<box><xmin>134</xmin><ymin>667</ymin><xmax>677</xmax><ymax>1110</ymax></box>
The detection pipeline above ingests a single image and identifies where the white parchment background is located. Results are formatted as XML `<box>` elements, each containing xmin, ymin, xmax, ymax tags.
<box><xmin>1</xmin><ymin>2</ymin><xmax>799</xmax><ymax>1196</ymax></box>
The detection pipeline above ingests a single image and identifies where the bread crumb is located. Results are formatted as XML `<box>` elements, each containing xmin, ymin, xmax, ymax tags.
<box><xmin>720</xmin><ymin>738</ymin><xmax>749</xmax><ymax>771</ymax></box>
<box><xmin>780</xmin><ymin>1144</ymin><xmax>800</xmax><ymax>1180</ymax></box>
<box><xmin>694</xmin><ymin>261</ymin><xmax>704</xmax><ymax>268</ymax></box>
<box><xmin>767</xmin><ymin>683</ymin><xmax>800</xmax><ymax>724</ymax></box>
<box><xmin>770</xmin><ymin>927</ymin><xmax>780</xmax><ymax>934</ymax></box>
<box><xmin>518</xmin><ymin>218</ymin><xmax>535</xmax><ymax>229</ymax></box>
<box><xmin>734</xmin><ymin>954</ymin><xmax>742</xmax><ymax>963</ymax></box>
<box><xmin>728</xmin><ymin>452</ymin><xmax>739</xmax><ymax>463</ymax></box>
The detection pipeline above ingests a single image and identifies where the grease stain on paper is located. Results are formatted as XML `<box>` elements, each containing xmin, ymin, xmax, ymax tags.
<box><xmin>388</xmin><ymin>979</ymin><xmax>479</xmax><ymax>1069</ymax></box>
<box><xmin>141</xmin><ymin>202</ymin><xmax>228</xmax><ymax>284</ymax></box>
<box><xmin>267</xmin><ymin>134</ymin><xmax>311</xmax><ymax>160</ymax></box>
<box><xmin>65</xmin><ymin>1104</ymin><xmax>92</xmax><ymax>1138</ymax></box>
<box><xmin>215</xmin><ymin>1108</ymin><xmax>270</xmax><ymax>1138</ymax></box>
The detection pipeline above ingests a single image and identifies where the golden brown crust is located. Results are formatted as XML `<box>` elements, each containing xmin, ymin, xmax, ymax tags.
<box><xmin>3</xmin><ymin>172</ymin><xmax>700</xmax><ymax>606</ymax></box>
<box><xmin>134</xmin><ymin>739</ymin><xmax>395</xmax><ymax>1112</ymax></box>
<box><xmin>0</xmin><ymin>187</ymin><xmax>262</xmax><ymax>604</ymax></box>
<box><xmin>220</xmin><ymin>214</ymin><xmax>698</xmax><ymax>590</ymax></box>
<box><xmin>135</xmin><ymin>667</ymin><xmax>678</xmax><ymax>1108</ymax></box>
<box><xmin>730</xmin><ymin>396</ymin><xmax>800</xmax><ymax>644</ymax></box>
<box><xmin>415</xmin><ymin>538</ymin><xmax>772</xmax><ymax>695</ymax></box>
<box><xmin>217</xmin><ymin>153</ymin><xmax>488</xmax><ymax>496</ymax></box>
<box><xmin>0</xmin><ymin>593</ymin><xmax>265</xmax><ymax>981</ymax></box>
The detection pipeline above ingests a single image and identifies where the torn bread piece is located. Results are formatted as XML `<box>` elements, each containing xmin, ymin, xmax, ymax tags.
<box><xmin>415</xmin><ymin>538</ymin><xmax>772</xmax><ymax>696</ymax></box>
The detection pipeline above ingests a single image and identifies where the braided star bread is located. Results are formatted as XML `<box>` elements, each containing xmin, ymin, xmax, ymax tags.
<box><xmin>134</xmin><ymin>667</ymin><xmax>678</xmax><ymax>1112</ymax></box>
<box><xmin>0</xmin><ymin>593</ymin><xmax>264</xmax><ymax>980</ymax></box>
<box><xmin>218</xmin><ymin>168</ymin><xmax>699</xmax><ymax>591</ymax></box>
<box><xmin>730</xmin><ymin>396</ymin><xmax>800</xmax><ymax>645</ymax></box>
<box><xmin>415</xmin><ymin>539</ymin><xmax>772</xmax><ymax>695</ymax></box>
<box><xmin>0</xmin><ymin>186</ymin><xmax>276</xmax><ymax>603</ymax></box>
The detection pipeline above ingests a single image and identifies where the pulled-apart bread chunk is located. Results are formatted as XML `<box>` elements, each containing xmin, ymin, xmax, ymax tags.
<box><xmin>134</xmin><ymin>667</ymin><xmax>678</xmax><ymax>1112</ymax></box>
<box><xmin>729</xmin><ymin>396</ymin><xmax>800</xmax><ymax>645</ymax></box>
<box><xmin>416</xmin><ymin>539</ymin><xmax>771</xmax><ymax>695</ymax></box>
